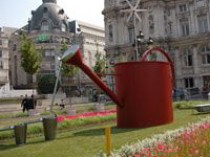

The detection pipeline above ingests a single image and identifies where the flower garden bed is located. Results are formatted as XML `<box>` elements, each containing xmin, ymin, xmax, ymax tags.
<box><xmin>57</xmin><ymin>109</ymin><xmax>116</xmax><ymax>122</ymax></box>
<box><xmin>99</xmin><ymin>116</ymin><xmax>210</xmax><ymax>157</ymax></box>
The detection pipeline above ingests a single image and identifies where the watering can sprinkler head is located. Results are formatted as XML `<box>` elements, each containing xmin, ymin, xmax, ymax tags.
<box><xmin>61</xmin><ymin>44</ymin><xmax>83</xmax><ymax>66</ymax></box>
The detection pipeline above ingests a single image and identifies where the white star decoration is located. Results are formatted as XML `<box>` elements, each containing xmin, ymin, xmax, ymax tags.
<box><xmin>120</xmin><ymin>0</ymin><xmax>147</xmax><ymax>23</ymax></box>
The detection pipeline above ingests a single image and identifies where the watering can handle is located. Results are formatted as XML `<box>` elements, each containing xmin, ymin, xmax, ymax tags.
<box><xmin>141</xmin><ymin>47</ymin><xmax>175</xmax><ymax>89</ymax></box>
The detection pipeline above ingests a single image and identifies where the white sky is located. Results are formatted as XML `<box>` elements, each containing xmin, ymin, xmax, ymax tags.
<box><xmin>0</xmin><ymin>0</ymin><xmax>104</xmax><ymax>28</ymax></box>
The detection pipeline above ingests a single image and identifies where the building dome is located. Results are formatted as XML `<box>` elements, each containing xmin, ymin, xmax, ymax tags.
<box><xmin>43</xmin><ymin>0</ymin><xmax>57</xmax><ymax>3</ymax></box>
<box><xmin>29</xmin><ymin>0</ymin><xmax>69</xmax><ymax>31</ymax></box>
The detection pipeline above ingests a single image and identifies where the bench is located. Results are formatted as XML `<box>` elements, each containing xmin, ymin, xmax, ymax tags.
<box><xmin>194</xmin><ymin>104</ymin><xmax>210</xmax><ymax>112</ymax></box>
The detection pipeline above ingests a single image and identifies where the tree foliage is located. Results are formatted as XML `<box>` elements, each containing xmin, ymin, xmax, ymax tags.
<box><xmin>20</xmin><ymin>34</ymin><xmax>42</xmax><ymax>74</ymax></box>
<box><xmin>93</xmin><ymin>52</ymin><xmax>106</xmax><ymax>76</ymax></box>
<box><xmin>37</xmin><ymin>74</ymin><xmax>58</xmax><ymax>94</ymax></box>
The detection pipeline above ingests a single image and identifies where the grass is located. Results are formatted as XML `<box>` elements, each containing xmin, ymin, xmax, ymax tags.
<box><xmin>0</xmin><ymin>102</ymin><xmax>209</xmax><ymax>157</ymax></box>
<box><xmin>0</xmin><ymin>113</ymin><xmax>116</xmax><ymax>140</ymax></box>
<box><xmin>0</xmin><ymin>98</ymin><xmax>22</xmax><ymax>104</ymax></box>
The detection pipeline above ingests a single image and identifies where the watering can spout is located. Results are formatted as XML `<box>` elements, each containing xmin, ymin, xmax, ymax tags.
<box><xmin>61</xmin><ymin>45</ymin><xmax>123</xmax><ymax>108</ymax></box>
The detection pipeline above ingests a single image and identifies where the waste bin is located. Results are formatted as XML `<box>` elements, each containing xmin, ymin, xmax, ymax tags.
<box><xmin>42</xmin><ymin>116</ymin><xmax>57</xmax><ymax>141</ymax></box>
<box><xmin>14</xmin><ymin>124</ymin><xmax>27</xmax><ymax>145</ymax></box>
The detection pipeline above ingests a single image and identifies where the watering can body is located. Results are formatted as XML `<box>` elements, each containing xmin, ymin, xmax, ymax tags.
<box><xmin>115</xmin><ymin>61</ymin><xmax>173</xmax><ymax>128</ymax></box>
<box><xmin>62</xmin><ymin>45</ymin><xmax>174</xmax><ymax>128</ymax></box>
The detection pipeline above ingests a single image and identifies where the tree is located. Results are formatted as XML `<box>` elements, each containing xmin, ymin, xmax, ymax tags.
<box><xmin>93</xmin><ymin>52</ymin><xmax>106</xmax><ymax>77</ymax></box>
<box><xmin>20</xmin><ymin>34</ymin><xmax>42</xmax><ymax>74</ymax></box>
<box><xmin>37</xmin><ymin>74</ymin><xmax>58</xmax><ymax>94</ymax></box>
<box><xmin>60</xmin><ymin>43</ymin><xmax>79</xmax><ymax>96</ymax></box>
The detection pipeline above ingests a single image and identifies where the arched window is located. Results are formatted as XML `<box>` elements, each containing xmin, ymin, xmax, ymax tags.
<box><xmin>41</xmin><ymin>21</ymin><xmax>49</xmax><ymax>31</ymax></box>
<box><xmin>43</xmin><ymin>7</ymin><xmax>48</xmax><ymax>13</ymax></box>
<box><xmin>61</xmin><ymin>23</ymin><xmax>67</xmax><ymax>32</ymax></box>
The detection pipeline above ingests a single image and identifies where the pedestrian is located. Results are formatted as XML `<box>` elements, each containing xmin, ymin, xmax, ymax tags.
<box><xmin>59</xmin><ymin>99</ymin><xmax>65</xmax><ymax>109</ymax></box>
<box><xmin>21</xmin><ymin>94</ymin><xmax>29</xmax><ymax>112</ymax></box>
<box><xmin>28</xmin><ymin>94</ymin><xmax>37</xmax><ymax>110</ymax></box>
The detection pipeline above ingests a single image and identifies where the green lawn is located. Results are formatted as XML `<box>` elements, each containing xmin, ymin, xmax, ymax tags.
<box><xmin>0</xmin><ymin>104</ymin><xmax>209</xmax><ymax>157</ymax></box>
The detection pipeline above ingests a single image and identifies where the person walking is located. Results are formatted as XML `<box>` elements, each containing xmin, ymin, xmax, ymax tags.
<box><xmin>21</xmin><ymin>94</ymin><xmax>29</xmax><ymax>112</ymax></box>
<box><xmin>59</xmin><ymin>99</ymin><xmax>65</xmax><ymax>109</ymax></box>
<box><xmin>28</xmin><ymin>94</ymin><xmax>37</xmax><ymax>109</ymax></box>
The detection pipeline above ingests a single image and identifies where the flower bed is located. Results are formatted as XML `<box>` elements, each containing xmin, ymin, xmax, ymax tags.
<box><xmin>57</xmin><ymin>109</ymin><xmax>116</xmax><ymax>123</ymax></box>
<box><xmin>98</xmin><ymin>116</ymin><xmax>210</xmax><ymax>157</ymax></box>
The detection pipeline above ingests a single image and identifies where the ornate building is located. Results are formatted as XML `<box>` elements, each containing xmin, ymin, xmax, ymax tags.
<box><xmin>0</xmin><ymin>27</ymin><xmax>17</xmax><ymax>91</ymax></box>
<box><xmin>9</xmin><ymin>0</ymin><xmax>105</xmax><ymax>95</ymax></box>
<box><xmin>103</xmin><ymin>0</ymin><xmax>210</xmax><ymax>92</ymax></box>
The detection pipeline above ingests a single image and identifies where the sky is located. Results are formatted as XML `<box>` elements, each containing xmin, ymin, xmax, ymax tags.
<box><xmin>0</xmin><ymin>0</ymin><xmax>104</xmax><ymax>28</ymax></box>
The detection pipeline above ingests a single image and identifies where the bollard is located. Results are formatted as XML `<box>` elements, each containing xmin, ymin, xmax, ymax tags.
<box><xmin>14</xmin><ymin>124</ymin><xmax>27</xmax><ymax>145</ymax></box>
<box><xmin>105</xmin><ymin>127</ymin><xmax>112</xmax><ymax>156</ymax></box>
<box><xmin>42</xmin><ymin>116</ymin><xmax>57</xmax><ymax>141</ymax></box>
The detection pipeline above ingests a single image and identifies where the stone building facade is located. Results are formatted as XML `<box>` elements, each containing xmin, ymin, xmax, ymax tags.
<box><xmin>103</xmin><ymin>0</ymin><xmax>210</xmax><ymax>92</ymax></box>
<box><xmin>0</xmin><ymin>27</ymin><xmax>17</xmax><ymax>90</ymax></box>
<box><xmin>9</xmin><ymin>0</ymin><xmax>105</xmax><ymax>94</ymax></box>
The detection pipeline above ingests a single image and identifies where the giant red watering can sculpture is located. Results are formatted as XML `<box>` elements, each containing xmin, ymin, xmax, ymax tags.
<box><xmin>61</xmin><ymin>45</ymin><xmax>174</xmax><ymax>128</ymax></box>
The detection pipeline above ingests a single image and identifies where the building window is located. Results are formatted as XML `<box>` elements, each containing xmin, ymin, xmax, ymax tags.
<box><xmin>43</xmin><ymin>7</ymin><xmax>48</xmax><ymax>13</ymax></box>
<box><xmin>0</xmin><ymin>61</ymin><xmax>3</xmax><ymax>69</ymax></box>
<box><xmin>148</xmin><ymin>15</ymin><xmax>155</xmax><ymax>34</ymax></box>
<box><xmin>44</xmin><ymin>49</ymin><xmax>55</xmax><ymax>61</ymax></box>
<box><xmin>203</xmin><ymin>75</ymin><xmax>210</xmax><ymax>90</ymax></box>
<box><xmin>0</xmin><ymin>40</ymin><xmax>2</xmax><ymax>45</ymax></box>
<box><xmin>196</xmin><ymin>0</ymin><xmax>205</xmax><ymax>7</ymax></box>
<box><xmin>2</xmin><ymin>40</ymin><xmax>8</xmax><ymax>47</ymax></box>
<box><xmin>128</xmin><ymin>27</ymin><xmax>135</xmax><ymax>43</ymax></box>
<box><xmin>0</xmin><ymin>50</ymin><xmax>2</xmax><ymax>58</ymax></box>
<box><xmin>184</xmin><ymin>49</ymin><xmax>193</xmax><ymax>67</ymax></box>
<box><xmin>41</xmin><ymin>21</ymin><xmax>49</xmax><ymax>31</ymax></box>
<box><xmin>202</xmin><ymin>46</ymin><xmax>210</xmax><ymax>64</ymax></box>
<box><xmin>61</xmin><ymin>23</ymin><xmax>67</xmax><ymax>32</ymax></box>
<box><xmin>108</xmin><ymin>24</ymin><xmax>113</xmax><ymax>42</ymax></box>
<box><xmin>13</xmin><ymin>44</ymin><xmax>17</xmax><ymax>51</ymax></box>
<box><xmin>179</xmin><ymin>4</ymin><xmax>187</xmax><ymax>12</ymax></box>
<box><xmin>197</xmin><ymin>15</ymin><xmax>208</xmax><ymax>33</ymax></box>
<box><xmin>180</xmin><ymin>20</ymin><xmax>190</xmax><ymax>36</ymax></box>
<box><xmin>184</xmin><ymin>77</ymin><xmax>194</xmax><ymax>88</ymax></box>
<box><xmin>168</xmin><ymin>22</ymin><xmax>173</xmax><ymax>33</ymax></box>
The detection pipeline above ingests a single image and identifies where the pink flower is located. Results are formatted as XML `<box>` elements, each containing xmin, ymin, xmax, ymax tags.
<box><xmin>156</xmin><ymin>143</ymin><xmax>166</xmax><ymax>152</ymax></box>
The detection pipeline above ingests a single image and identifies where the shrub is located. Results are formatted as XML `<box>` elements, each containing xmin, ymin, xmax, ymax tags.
<box><xmin>37</xmin><ymin>74</ymin><xmax>59</xmax><ymax>94</ymax></box>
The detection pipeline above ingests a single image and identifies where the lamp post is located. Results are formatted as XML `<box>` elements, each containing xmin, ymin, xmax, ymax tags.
<box><xmin>135</xmin><ymin>30</ymin><xmax>154</xmax><ymax>59</ymax></box>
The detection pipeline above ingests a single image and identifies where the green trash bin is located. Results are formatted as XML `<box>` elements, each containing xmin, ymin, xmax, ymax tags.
<box><xmin>42</xmin><ymin>116</ymin><xmax>57</xmax><ymax>141</ymax></box>
<box><xmin>14</xmin><ymin>124</ymin><xmax>27</xmax><ymax>145</ymax></box>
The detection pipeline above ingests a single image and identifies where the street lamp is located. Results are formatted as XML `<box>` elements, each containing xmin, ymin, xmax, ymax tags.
<box><xmin>135</xmin><ymin>31</ymin><xmax>154</xmax><ymax>59</ymax></box>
